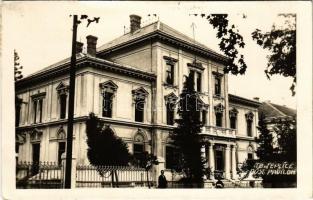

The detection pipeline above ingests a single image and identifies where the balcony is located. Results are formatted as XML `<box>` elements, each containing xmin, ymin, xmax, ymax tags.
<box><xmin>200</xmin><ymin>125</ymin><xmax>236</xmax><ymax>138</ymax></box>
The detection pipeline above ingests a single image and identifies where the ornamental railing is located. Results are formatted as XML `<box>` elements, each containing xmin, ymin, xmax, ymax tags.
<box><xmin>202</xmin><ymin>126</ymin><xmax>236</xmax><ymax>137</ymax></box>
<box><xmin>76</xmin><ymin>165</ymin><xmax>155</xmax><ymax>188</ymax></box>
<box><xmin>16</xmin><ymin>161</ymin><xmax>63</xmax><ymax>189</ymax></box>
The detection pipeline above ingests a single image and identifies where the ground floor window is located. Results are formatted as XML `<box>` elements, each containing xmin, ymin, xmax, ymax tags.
<box><xmin>58</xmin><ymin>142</ymin><xmax>66</xmax><ymax>165</ymax></box>
<box><xmin>32</xmin><ymin>143</ymin><xmax>40</xmax><ymax>175</ymax></box>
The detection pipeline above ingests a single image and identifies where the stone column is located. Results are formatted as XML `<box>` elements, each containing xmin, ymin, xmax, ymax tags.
<box><xmin>208</xmin><ymin>142</ymin><xmax>215</xmax><ymax>180</ymax></box>
<box><xmin>224</xmin><ymin>144</ymin><xmax>231</xmax><ymax>179</ymax></box>
<box><xmin>231</xmin><ymin>145</ymin><xmax>237</xmax><ymax>179</ymax></box>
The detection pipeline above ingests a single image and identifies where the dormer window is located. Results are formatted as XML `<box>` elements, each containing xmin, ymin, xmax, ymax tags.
<box><xmin>31</xmin><ymin>92</ymin><xmax>46</xmax><ymax>124</ymax></box>
<box><xmin>214</xmin><ymin>103</ymin><xmax>224</xmax><ymax>127</ymax></box>
<box><xmin>132</xmin><ymin>87</ymin><xmax>148</xmax><ymax>122</ymax></box>
<box><xmin>100</xmin><ymin>80</ymin><xmax>118</xmax><ymax>118</ymax></box>
<box><xmin>56</xmin><ymin>82</ymin><xmax>69</xmax><ymax>119</ymax></box>
<box><xmin>245</xmin><ymin>112</ymin><xmax>254</xmax><ymax>137</ymax></box>
<box><xmin>229</xmin><ymin>108</ymin><xmax>238</xmax><ymax>129</ymax></box>
<box><xmin>164</xmin><ymin>92</ymin><xmax>178</xmax><ymax>125</ymax></box>
<box><xmin>163</xmin><ymin>56</ymin><xmax>177</xmax><ymax>86</ymax></box>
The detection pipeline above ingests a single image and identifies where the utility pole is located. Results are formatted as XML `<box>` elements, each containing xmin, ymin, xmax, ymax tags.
<box><xmin>64</xmin><ymin>14</ymin><xmax>99</xmax><ymax>188</ymax></box>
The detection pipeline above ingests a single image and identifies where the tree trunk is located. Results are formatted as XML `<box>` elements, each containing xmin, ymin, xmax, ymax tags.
<box><xmin>111</xmin><ymin>170</ymin><xmax>115</xmax><ymax>188</ymax></box>
<box><xmin>114</xmin><ymin>170</ymin><xmax>119</xmax><ymax>188</ymax></box>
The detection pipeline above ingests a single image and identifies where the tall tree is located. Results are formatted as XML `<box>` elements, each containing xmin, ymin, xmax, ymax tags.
<box><xmin>252</xmin><ymin>14</ymin><xmax>296</xmax><ymax>96</ymax></box>
<box><xmin>86</xmin><ymin>113</ymin><xmax>131</xmax><ymax>187</ymax></box>
<box><xmin>170</xmin><ymin>73</ymin><xmax>205</xmax><ymax>187</ymax></box>
<box><xmin>255</xmin><ymin>113</ymin><xmax>274</xmax><ymax>161</ymax></box>
<box><xmin>14</xmin><ymin>50</ymin><xmax>23</xmax><ymax>81</ymax></box>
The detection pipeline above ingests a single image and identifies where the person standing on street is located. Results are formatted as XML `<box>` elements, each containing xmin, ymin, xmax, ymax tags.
<box><xmin>158</xmin><ymin>170</ymin><xmax>168</xmax><ymax>188</ymax></box>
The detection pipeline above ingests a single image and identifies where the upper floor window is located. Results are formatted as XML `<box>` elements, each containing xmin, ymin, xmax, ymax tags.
<box><xmin>56</xmin><ymin>82</ymin><xmax>69</xmax><ymax>119</ymax></box>
<box><xmin>163</xmin><ymin>56</ymin><xmax>178</xmax><ymax>86</ymax></box>
<box><xmin>165</xmin><ymin>93</ymin><xmax>178</xmax><ymax>125</ymax></box>
<box><xmin>214</xmin><ymin>76</ymin><xmax>221</xmax><ymax>96</ymax></box>
<box><xmin>229</xmin><ymin>108</ymin><xmax>238</xmax><ymax>129</ymax></box>
<box><xmin>187</xmin><ymin>60</ymin><xmax>204</xmax><ymax>92</ymax></box>
<box><xmin>196</xmin><ymin>72</ymin><xmax>202</xmax><ymax>92</ymax></box>
<box><xmin>132</xmin><ymin>87</ymin><xmax>148</xmax><ymax>122</ymax></box>
<box><xmin>15</xmin><ymin>97</ymin><xmax>23</xmax><ymax>127</ymax></box>
<box><xmin>100</xmin><ymin>80</ymin><xmax>118</xmax><ymax>118</ymax></box>
<box><xmin>247</xmin><ymin>146</ymin><xmax>254</xmax><ymax>160</ymax></box>
<box><xmin>245</xmin><ymin>112</ymin><xmax>254</xmax><ymax>137</ymax></box>
<box><xmin>214</xmin><ymin>103</ymin><xmax>224</xmax><ymax>127</ymax></box>
<box><xmin>31</xmin><ymin>92</ymin><xmax>46</xmax><ymax>124</ymax></box>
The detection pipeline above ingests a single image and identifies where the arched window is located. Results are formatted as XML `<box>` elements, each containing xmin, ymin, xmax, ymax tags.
<box><xmin>247</xmin><ymin>146</ymin><xmax>254</xmax><ymax>160</ymax></box>
<box><xmin>56</xmin><ymin>126</ymin><xmax>66</xmax><ymax>165</ymax></box>
<box><xmin>133</xmin><ymin>130</ymin><xmax>145</xmax><ymax>162</ymax></box>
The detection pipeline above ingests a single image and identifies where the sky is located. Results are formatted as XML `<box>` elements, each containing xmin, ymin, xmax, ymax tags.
<box><xmin>3</xmin><ymin>1</ymin><xmax>297</xmax><ymax>108</ymax></box>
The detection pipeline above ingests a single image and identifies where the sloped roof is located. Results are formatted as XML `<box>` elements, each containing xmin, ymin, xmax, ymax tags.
<box><xmin>97</xmin><ymin>21</ymin><xmax>228</xmax><ymax>61</ymax></box>
<box><xmin>258</xmin><ymin>101</ymin><xmax>296</xmax><ymax>119</ymax></box>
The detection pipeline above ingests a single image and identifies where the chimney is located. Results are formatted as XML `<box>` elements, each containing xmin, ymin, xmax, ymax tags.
<box><xmin>86</xmin><ymin>35</ymin><xmax>98</xmax><ymax>56</ymax></box>
<box><xmin>253</xmin><ymin>97</ymin><xmax>260</xmax><ymax>102</ymax></box>
<box><xmin>129</xmin><ymin>14</ymin><xmax>141</xmax><ymax>33</ymax></box>
<box><xmin>76</xmin><ymin>41</ymin><xmax>83</xmax><ymax>54</ymax></box>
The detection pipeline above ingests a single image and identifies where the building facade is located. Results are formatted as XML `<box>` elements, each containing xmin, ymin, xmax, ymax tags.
<box><xmin>15</xmin><ymin>15</ymin><xmax>261</xmax><ymax>181</ymax></box>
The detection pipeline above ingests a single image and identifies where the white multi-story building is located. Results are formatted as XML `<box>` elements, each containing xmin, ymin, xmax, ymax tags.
<box><xmin>15</xmin><ymin>15</ymin><xmax>261</xmax><ymax>181</ymax></box>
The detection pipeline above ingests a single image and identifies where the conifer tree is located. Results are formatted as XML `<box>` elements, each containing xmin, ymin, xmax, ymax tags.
<box><xmin>14</xmin><ymin>50</ymin><xmax>23</xmax><ymax>81</ymax></box>
<box><xmin>170</xmin><ymin>73</ymin><xmax>205</xmax><ymax>187</ymax></box>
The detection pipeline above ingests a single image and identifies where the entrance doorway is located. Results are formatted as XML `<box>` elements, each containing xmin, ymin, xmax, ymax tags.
<box><xmin>214</xmin><ymin>145</ymin><xmax>225</xmax><ymax>179</ymax></box>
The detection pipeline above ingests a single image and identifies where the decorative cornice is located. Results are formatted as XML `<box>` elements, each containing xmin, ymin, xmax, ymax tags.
<box><xmin>15</xmin><ymin>56</ymin><xmax>156</xmax><ymax>91</ymax></box>
<box><xmin>163</xmin><ymin>56</ymin><xmax>178</xmax><ymax>66</ymax></box>
<box><xmin>187</xmin><ymin>60</ymin><xmax>204</xmax><ymax>71</ymax></box>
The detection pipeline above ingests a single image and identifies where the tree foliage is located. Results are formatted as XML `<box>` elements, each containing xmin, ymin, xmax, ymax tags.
<box><xmin>86</xmin><ymin>113</ymin><xmax>131</xmax><ymax>168</ymax></box>
<box><xmin>252</xmin><ymin>14</ymin><xmax>296</xmax><ymax>96</ymax></box>
<box><xmin>14</xmin><ymin>49</ymin><xmax>23</xmax><ymax>81</ymax></box>
<box><xmin>170</xmin><ymin>73</ymin><xmax>206</xmax><ymax>186</ymax></box>
<box><xmin>193</xmin><ymin>14</ymin><xmax>247</xmax><ymax>75</ymax></box>
<box><xmin>255</xmin><ymin>113</ymin><xmax>274</xmax><ymax>161</ymax></box>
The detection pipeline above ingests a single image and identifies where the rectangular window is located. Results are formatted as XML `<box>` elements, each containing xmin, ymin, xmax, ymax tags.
<box><xmin>58</xmin><ymin>142</ymin><xmax>66</xmax><ymax>165</ymax></box>
<box><xmin>166</xmin><ymin>146</ymin><xmax>175</xmax><ymax>169</ymax></box>
<box><xmin>133</xmin><ymin>143</ymin><xmax>144</xmax><ymax>165</ymax></box>
<box><xmin>215</xmin><ymin>76</ymin><xmax>221</xmax><ymax>96</ymax></box>
<box><xmin>135</xmin><ymin>98</ymin><xmax>144</xmax><ymax>122</ymax></box>
<box><xmin>102</xmin><ymin>92</ymin><xmax>113</xmax><ymax>118</ymax></box>
<box><xmin>247</xmin><ymin>120</ymin><xmax>252</xmax><ymax>136</ymax></box>
<box><xmin>216</xmin><ymin>112</ymin><xmax>223</xmax><ymax>127</ymax></box>
<box><xmin>39</xmin><ymin>99</ymin><xmax>43</xmax><ymax>123</ymax></box>
<box><xmin>248</xmin><ymin>153</ymin><xmax>253</xmax><ymax>160</ymax></box>
<box><xmin>202</xmin><ymin>110</ymin><xmax>207</xmax><ymax>125</ymax></box>
<box><xmin>189</xmin><ymin>70</ymin><xmax>195</xmax><ymax>86</ymax></box>
<box><xmin>16</xmin><ymin>104</ymin><xmax>21</xmax><ymax>127</ymax></box>
<box><xmin>230</xmin><ymin>116</ymin><xmax>237</xmax><ymax>129</ymax></box>
<box><xmin>33</xmin><ymin>101</ymin><xmax>37</xmax><ymax>123</ymax></box>
<box><xmin>196</xmin><ymin>72</ymin><xmax>202</xmax><ymax>92</ymax></box>
<box><xmin>60</xmin><ymin>94</ymin><xmax>67</xmax><ymax>119</ymax></box>
<box><xmin>166</xmin><ymin>64</ymin><xmax>174</xmax><ymax>85</ymax></box>
<box><xmin>166</xmin><ymin>102</ymin><xmax>175</xmax><ymax>125</ymax></box>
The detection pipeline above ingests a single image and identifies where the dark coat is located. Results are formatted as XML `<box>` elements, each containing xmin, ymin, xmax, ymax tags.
<box><xmin>158</xmin><ymin>175</ymin><xmax>168</xmax><ymax>188</ymax></box>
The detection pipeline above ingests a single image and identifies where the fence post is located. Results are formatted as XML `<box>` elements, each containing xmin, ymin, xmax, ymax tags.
<box><xmin>61</xmin><ymin>153</ymin><xmax>77</xmax><ymax>188</ymax></box>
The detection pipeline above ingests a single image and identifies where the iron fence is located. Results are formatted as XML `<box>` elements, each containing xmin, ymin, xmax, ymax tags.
<box><xmin>16</xmin><ymin>161</ymin><xmax>63</xmax><ymax>189</ymax></box>
<box><xmin>76</xmin><ymin>165</ymin><xmax>155</xmax><ymax>188</ymax></box>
